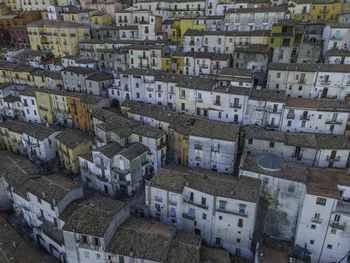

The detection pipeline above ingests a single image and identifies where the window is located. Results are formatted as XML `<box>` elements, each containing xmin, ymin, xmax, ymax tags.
<box><xmin>238</xmin><ymin>218</ymin><xmax>243</xmax><ymax>227</ymax></box>
<box><xmin>216</xmin><ymin>237</ymin><xmax>221</xmax><ymax>245</ymax></box>
<box><xmin>94</xmin><ymin>237</ymin><xmax>100</xmax><ymax>247</ymax></box>
<box><xmin>237</xmin><ymin>238</ymin><xmax>241</xmax><ymax>243</ymax></box>
<box><xmin>327</xmin><ymin>244</ymin><xmax>332</xmax><ymax>249</ymax></box>
<box><xmin>202</xmin><ymin>213</ymin><xmax>207</xmax><ymax>220</ymax></box>
<box><xmin>37</xmin><ymin>197</ymin><xmax>41</xmax><ymax>204</ymax></box>
<box><xmin>331</xmin><ymin>229</ymin><xmax>336</xmax><ymax>234</ymax></box>
<box><xmin>219</xmin><ymin>200</ymin><xmax>226</xmax><ymax>210</ymax></box>
<box><xmin>316</xmin><ymin>197</ymin><xmax>327</xmax><ymax>206</ymax></box>
<box><xmin>201</xmin><ymin>197</ymin><xmax>206</xmax><ymax>206</ymax></box>
<box><xmin>51</xmin><ymin>203</ymin><xmax>54</xmax><ymax>211</ymax></box>
<box><xmin>311</xmin><ymin>224</ymin><xmax>316</xmax><ymax>230</ymax></box>
<box><xmin>248</xmin><ymin>138</ymin><xmax>253</xmax><ymax>144</ymax></box>
<box><xmin>310</xmin><ymin>240</ymin><xmax>314</xmax><ymax>245</ymax></box>
<box><xmin>263</xmin><ymin>177</ymin><xmax>269</xmax><ymax>184</ymax></box>
<box><xmin>81</xmin><ymin>235</ymin><xmax>88</xmax><ymax>244</ymax></box>
<box><xmin>269</xmin><ymin>141</ymin><xmax>275</xmax><ymax>148</ymax></box>
<box><xmin>239</xmin><ymin>204</ymin><xmax>246</xmax><ymax>214</ymax></box>
<box><xmin>334</xmin><ymin>214</ymin><xmax>341</xmax><ymax>222</ymax></box>
<box><xmin>96</xmin><ymin>253</ymin><xmax>101</xmax><ymax>260</ymax></box>
<box><xmin>277</xmin><ymin>72</ymin><xmax>280</xmax><ymax>78</ymax></box>
<box><xmin>314</xmin><ymin>213</ymin><xmax>320</xmax><ymax>219</ymax></box>
<box><xmin>219</xmin><ymin>216</ymin><xmax>223</xmax><ymax>220</ymax></box>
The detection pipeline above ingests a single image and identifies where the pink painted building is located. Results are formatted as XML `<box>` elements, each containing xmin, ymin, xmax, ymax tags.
<box><xmin>80</xmin><ymin>0</ymin><xmax>124</xmax><ymax>22</ymax></box>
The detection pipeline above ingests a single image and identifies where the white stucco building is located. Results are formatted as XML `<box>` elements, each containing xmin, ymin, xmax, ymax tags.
<box><xmin>294</xmin><ymin>168</ymin><xmax>350</xmax><ymax>263</ymax></box>
<box><xmin>146</xmin><ymin>165</ymin><xmax>261</xmax><ymax>259</ymax></box>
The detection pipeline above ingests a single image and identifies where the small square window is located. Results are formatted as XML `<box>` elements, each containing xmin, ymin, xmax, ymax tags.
<box><xmin>311</xmin><ymin>224</ymin><xmax>316</xmax><ymax>230</ymax></box>
<box><xmin>310</xmin><ymin>240</ymin><xmax>314</xmax><ymax>244</ymax></box>
<box><xmin>236</xmin><ymin>238</ymin><xmax>241</xmax><ymax>243</ymax></box>
<box><xmin>219</xmin><ymin>216</ymin><xmax>223</xmax><ymax>220</ymax></box>
<box><xmin>327</xmin><ymin>244</ymin><xmax>332</xmax><ymax>249</ymax></box>
<box><xmin>202</xmin><ymin>213</ymin><xmax>207</xmax><ymax>220</ymax></box>
<box><xmin>269</xmin><ymin>141</ymin><xmax>275</xmax><ymax>148</ymax></box>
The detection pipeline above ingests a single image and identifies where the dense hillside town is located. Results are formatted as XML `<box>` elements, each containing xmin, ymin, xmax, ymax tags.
<box><xmin>0</xmin><ymin>0</ymin><xmax>350</xmax><ymax>262</ymax></box>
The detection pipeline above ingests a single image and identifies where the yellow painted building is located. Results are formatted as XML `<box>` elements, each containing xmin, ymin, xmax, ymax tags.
<box><xmin>291</xmin><ymin>0</ymin><xmax>344</xmax><ymax>21</ymax></box>
<box><xmin>161</xmin><ymin>57</ymin><xmax>172</xmax><ymax>72</ymax></box>
<box><xmin>27</xmin><ymin>20</ymin><xmax>91</xmax><ymax>57</ymax></box>
<box><xmin>31</xmin><ymin>70</ymin><xmax>47</xmax><ymax>88</ymax></box>
<box><xmin>1</xmin><ymin>0</ymin><xmax>17</xmax><ymax>12</ymax></box>
<box><xmin>0</xmin><ymin>3</ymin><xmax>9</xmax><ymax>15</ymax></box>
<box><xmin>90</xmin><ymin>12</ymin><xmax>112</xmax><ymax>25</ymax></box>
<box><xmin>35</xmin><ymin>90</ymin><xmax>54</xmax><ymax>124</ymax></box>
<box><xmin>56</xmin><ymin>128</ymin><xmax>93</xmax><ymax>174</ymax></box>
<box><xmin>0</xmin><ymin>121</ymin><xmax>24</xmax><ymax>154</ymax></box>
<box><xmin>171</xmin><ymin>18</ymin><xmax>206</xmax><ymax>45</ymax></box>
<box><xmin>168</xmin><ymin>126</ymin><xmax>189</xmax><ymax>165</ymax></box>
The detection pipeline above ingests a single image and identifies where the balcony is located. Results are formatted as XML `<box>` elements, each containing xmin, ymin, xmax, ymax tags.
<box><xmin>214</xmin><ymin>101</ymin><xmax>221</xmax><ymax>106</ymax></box>
<box><xmin>39</xmin><ymin>106</ymin><xmax>48</xmax><ymax>111</ymax></box>
<box><xmin>326</xmin><ymin>120</ymin><xmax>343</xmax><ymax>125</ymax></box>
<box><xmin>61</xmin><ymin>33</ymin><xmax>66</xmax><ymax>37</ymax></box>
<box><xmin>230</xmin><ymin>103</ymin><xmax>241</xmax><ymax>109</ymax></box>
<box><xmin>311</xmin><ymin>217</ymin><xmax>322</xmax><ymax>224</ymax></box>
<box><xmin>326</xmin><ymin>156</ymin><xmax>340</xmax><ymax>162</ymax></box>
<box><xmin>169</xmin><ymin>200</ymin><xmax>177</xmax><ymax>206</ymax></box>
<box><xmin>96</xmin><ymin>174</ymin><xmax>108</xmax><ymax>182</ymax></box>
<box><xmin>255</xmin><ymin>106</ymin><xmax>264</xmax><ymax>111</ymax></box>
<box><xmin>155</xmin><ymin>196</ymin><xmax>163</xmax><ymax>202</ymax></box>
<box><xmin>182</xmin><ymin>213</ymin><xmax>195</xmax><ymax>221</ymax></box>
<box><xmin>199</xmin><ymin>64</ymin><xmax>208</xmax><ymax>69</ymax></box>
<box><xmin>194</xmin><ymin>144</ymin><xmax>203</xmax><ymax>150</ymax></box>
<box><xmin>320</xmin><ymin>80</ymin><xmax>330</xmax><ymax>85</ymax></box>
<box><xmin>300</xmin><ymin>115</ymin><xmax>310</xmax><ymax>121</ymax></box>
<box><xmin>138</xmin><ymin>55</ymin><xmax>147</xmax><ymax>59</ymax></box>
<box><xmin>271</xmin><ymin>32</ymin><xmax>294</xmax><ymax>37</ymax></box>
<box><xmin>196</xmin><ymin>97</ymin><xmax>203</xmax><ymax>102</ymax></box>
<box><xmin>216</xmin><ymin>208</ymin><xmax>248</xmax><ymax>218</ymax></box>
<box><xmin>287</xmin><ymin>113</ymin><xmax>295</xmax><ymax>119</ymax></box>
<box><xmin>70</xmin><ymin>33</ymin><xmax>76</xmax><ymax>37</ymax></box>
<box><xmin>330</xmin><ymin>221</ymin><xmax>345</xmax><ymax>230</ymax></box>
<box><xmin>335</xmin><ymin>201</ymin><xmax>350</xmax><ymax>215</ymax></box>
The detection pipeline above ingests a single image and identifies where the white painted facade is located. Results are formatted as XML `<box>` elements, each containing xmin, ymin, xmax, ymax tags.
<box><xmin>20</xmin><ymin>93</ymin><xmax>41</xmax><ymax>123</ymax></box>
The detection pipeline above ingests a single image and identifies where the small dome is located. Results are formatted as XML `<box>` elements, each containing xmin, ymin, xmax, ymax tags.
<box><xmin>256</xmin><ymin>153</ymin><xmax>284</xmax><ymax>171</ymax></box>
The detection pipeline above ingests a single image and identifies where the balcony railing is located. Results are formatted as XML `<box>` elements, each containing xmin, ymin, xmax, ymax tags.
<box><xmin>199</xmin><ymin>64</ymin><xmax>208</xmax><ymax>69</ymax></box>
<box><xmin>214</xmin><ymin>101</ymin><xmax>221</xmax><ymax>106</ymax></box>
<box><xmin>326</xmin><ymin>156</ymin><xmax>340</xmax><ymax>162</ymax></box>
<box><xmin>311</xmin><ymin>217</ymin><xmax>322</xmax><ymax>224</ymax></box>
<box><xmin>326</xmin><ymin>120</ymin><xmax>343</xmax><ymax>125</ymax></box>
<box><xmin>230</xmin><ymin>103</ymin><xmax>241</xmax><ymax>109</ymax></box>
<box><xmin>300</xmin><ymin>115</ymin><xmax>310</xmax><ymax>121</ymax></box>
<box><xmin>183</xmin><ymin>197</ymin><xmax>208</xmax><ymax>209</ymax></box>
<box><xmin>330</xmin><ymin>221</ymin><xmax>345</xmax><ymax>230</ymax></box>
<box><xmin>194</xmin><ymin>144</ymin><xmax>202</xmax><ymax>150</ymax></box>
<box><xmin>155</xmin><ymin>196</ymin><xmax>163</xmax><ymax>202</ymax></box>
<box><xmin>320</xmin><ymin>80</ymin><xmax>330</xmax><ymax>85</ymax></box>
<box><xmin>182</xmin><ymin>213</ymin><xmax>195</xmax><ymax>220</ymax></box>
<box><xmin>216</xmin><ymin>208</ymin><xmax>248</xmax><ymax>218</ymax></box>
